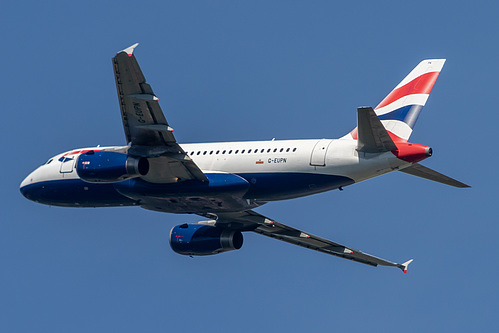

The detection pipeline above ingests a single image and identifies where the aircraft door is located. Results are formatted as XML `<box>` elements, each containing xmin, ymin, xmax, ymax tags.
<box><xmin>59</xmin><ymin>154</ymin><xmax>76</xmax><ymax>173</ymax></box>
<box><xmin>310</xmin><ymin>139</ymin><xmax>333</xmax><ymax>166</ymax></box>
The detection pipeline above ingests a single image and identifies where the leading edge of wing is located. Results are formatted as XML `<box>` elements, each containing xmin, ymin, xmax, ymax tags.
<box><xmin>211</xmin><ymin>210</ymin><xmax>414</xmax><ymax>273</ymax></box>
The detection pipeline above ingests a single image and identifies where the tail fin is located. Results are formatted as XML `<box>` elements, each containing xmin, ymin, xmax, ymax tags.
<box><xmin>344</xmin><ymin>59</ymin><xmax>445</xmax><ymax>141</ymax></box>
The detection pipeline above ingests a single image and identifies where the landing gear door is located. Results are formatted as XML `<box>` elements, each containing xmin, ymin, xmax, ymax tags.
<box><xmin>59</xmin><ymin>154</ymin><xmax>76</xmax><ymax>173</ymax></box>
<box><xmin>310</xmin><ymin>139</ymin><xmax>332</xmax><ymax>166</ymax></box>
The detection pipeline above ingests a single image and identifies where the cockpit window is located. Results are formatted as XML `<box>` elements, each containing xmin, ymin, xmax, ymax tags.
<box><xmin>45</xmin><ymin>159</ymin><xmax>53</xmax><ymax>165</ymax></box>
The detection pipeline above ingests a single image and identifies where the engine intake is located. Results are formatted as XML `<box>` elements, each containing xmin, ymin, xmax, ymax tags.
<box><xmin>169</xmin><ymin>223</ymin><xmax>243</xmax><ymax>256</ymax></box>
<box><xmin>76</xmin><ymin>151</ymin><xmax>149</xmax><ymax>183</ymax></box>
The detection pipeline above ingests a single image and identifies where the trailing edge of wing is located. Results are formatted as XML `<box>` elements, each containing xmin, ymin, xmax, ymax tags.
<box><xmin>210</xmin><ymin>210</ymin><xmax>411</xmax><ymax>273</ymax></box>
<box><xmin>357</xmin><ymin>107</ymin><xmax>398</xmax><ymax>153</ymax></box>
<box><xmin>399</xmin><ymin>163</ymin><xmax>470</xmax><ymax>188</ymax></box>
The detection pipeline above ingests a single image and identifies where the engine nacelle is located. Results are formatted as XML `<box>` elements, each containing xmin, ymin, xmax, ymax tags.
<box><xmin>76</xmin><ymin>151</ymin><xmax>149</xmax><ymax>183</ymax></box>
<box><xmin>169</xmin><ymin>223</ymin><xmax>243</xmax><ymax>256</ymax></box>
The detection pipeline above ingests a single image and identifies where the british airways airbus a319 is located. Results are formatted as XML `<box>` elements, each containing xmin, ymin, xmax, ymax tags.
<box><xmin>20</xmin><ymin>44</ymin><xmax>469</xmax><ymax>273</ymax></box>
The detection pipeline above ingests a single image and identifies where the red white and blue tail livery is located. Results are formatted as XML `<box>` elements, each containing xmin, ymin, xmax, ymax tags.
<box><xmin>20</xmin><ymin>45</ymin><xmax>469</xmax><ymax>273</ymax></box>
<box><xmin>347</xmin><ymin>59</ymin><xmax>445</xmax><ymax>142</ymax></box>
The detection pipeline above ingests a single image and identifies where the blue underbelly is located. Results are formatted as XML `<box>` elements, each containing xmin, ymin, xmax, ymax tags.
<box><xmin>238</xmin><ymin>172</ymin><xmax>354</xmax><ymax>201</ymax></box>
<box><xmin>20</xmin><ymin>172</ymin><xmax>354</xmax><ymax>209</ymax></box>
<box><xmin>20</xmin><ymin>179</ymin><xmax>136</xmax><ymax>207</ymax></box>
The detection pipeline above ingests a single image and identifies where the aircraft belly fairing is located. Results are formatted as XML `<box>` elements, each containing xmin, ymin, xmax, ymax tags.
<box><xmin>115</xmin><ymin>173</ymin><xmax>254</xmax><ymax>213</ymax></box>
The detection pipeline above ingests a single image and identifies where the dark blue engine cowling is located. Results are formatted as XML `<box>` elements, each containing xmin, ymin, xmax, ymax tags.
<box><xmin>169</xmin><ymin>223</ymin><xmax>243</xmax><ymax>256</ymax></box>
<box><xmin>76</xmin><ymin>151</ymin><xmax>149</xmax><ymax>183</ymax></box>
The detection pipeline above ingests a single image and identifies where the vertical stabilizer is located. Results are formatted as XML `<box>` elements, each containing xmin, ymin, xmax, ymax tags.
<box><xmin>343</xmin><ymin>59</ymin><xmax>445</xmax><ymax>141</ymax></box>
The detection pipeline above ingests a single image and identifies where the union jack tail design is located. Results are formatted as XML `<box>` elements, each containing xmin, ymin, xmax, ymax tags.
<box><xmin>345</xmin><ymin>59</ymin><xmax>445</xmax><ymax>142</ymax></box>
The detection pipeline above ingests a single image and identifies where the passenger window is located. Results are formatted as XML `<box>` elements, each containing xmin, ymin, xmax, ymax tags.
<box><xmin>248</xmin><ymin>149</ymin><xmax>252</xmax><ymax>153</ymax></box>
<box><xmin>286</xmin><ymin>148</ymin><xmax>290</xmax><ymax>152</ymax></box>
<box><xmin>273</xmin><ymin>148</ymin><xmax>277</xmax><ymax>152</ymax></box>
<box><xmin>280</xmin><ymin>148</ymin><xmax>283</xmax><ymax>152</ymax></box>
<box><xmin>222</xmin><ymin>150</ymin><xmax>226</xmax><ymax>154</ymax></box>
<box><xmin>203</xmin><ymin>151</ymin><xmax>207</xmax><ymax>155</ymax></box>
<box><xmin>260</xmin><ymin>149</ymin><xmax>264</xmax><ymax>153</ymax></box>
<box><xmin>210</xmin><ymin>151</ymin><xmax>213</xmax><ymax>155</ymax></box>
<box><xmin>293</xmin><ymin>148</ymin><xmax>297</xmax><ymax>152</ymax></box>
<box><xmin>197</xmin><ymin>151</ymin><xmax>201</xmax><ymax>155</ymax></box>
<box><xmin>216</xmin><ymin>150</ymin><xmax>220</xmax><ymax>154</ymax></box>
<box><xmin>228</xmin><ymin>150</ymin><xmax>232</xmax><ymax>154</ymax></box>
<box><xmin>241</xmin><ymin>150</ymin><xmax>245</xmax><ymax>154</ymax></box>
<box><xmin>235</xmin><ymin>150</ymin><xmax>239</xmax><ymax>154</ymax></box>
<box><xmin>267</xmin><ymin>149</ymin><xmax>271</xmax><ymax>153</ymax></box>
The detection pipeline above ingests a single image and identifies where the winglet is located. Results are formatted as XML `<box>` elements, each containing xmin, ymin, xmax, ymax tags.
<box><xmin>117</xmin><ymin>43</ymin><xmax>139</xmax><ymax>57</ymax></box>
<box><xmin>401</xmin><ymin>259</ymin><xmax>414</xmax><ymax>273</ymax></box>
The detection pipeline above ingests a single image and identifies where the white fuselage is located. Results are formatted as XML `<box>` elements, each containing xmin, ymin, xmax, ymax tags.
<box><xmin>181</xmin><ymin>138</ymin><xmax>405</xmax><ymax>182</ymax></box>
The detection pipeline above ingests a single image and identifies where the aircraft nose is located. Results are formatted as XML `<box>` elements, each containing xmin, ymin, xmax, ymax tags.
<box><xmin>20</xmin><ymin>170</ymin><xmax>40</xmax><ymax>201</ymax></box>
<box><xmin>19</xmin><ymin>184</ymin><xmax>30</xmax><ymax>200</ymax></box>
<box><xmin>20</xmin><ymin>173</ymin><xmax>31</xmax><ymax>189</ymax></box>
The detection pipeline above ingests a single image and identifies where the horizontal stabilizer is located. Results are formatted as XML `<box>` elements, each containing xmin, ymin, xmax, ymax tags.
<box><xmin>399</xmin><ymin>163</ymin><xmax>470</xmax><ymax>188</ymax></box>
<box><xmin>357</xmin><ymin>107</ymin><xmax>398</xmax><ymax>153</ymax></box>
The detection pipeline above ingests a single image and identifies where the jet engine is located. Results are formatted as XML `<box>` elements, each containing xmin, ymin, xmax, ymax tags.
<box><xmin>169</xmin><ymin>223</ymin><xmax>243</xmax><ymax>256</ymax></box>
<box><xmin>76</xmin><ymin>151</ymin><xmax>149</xmax><ymax>183</ymax></box>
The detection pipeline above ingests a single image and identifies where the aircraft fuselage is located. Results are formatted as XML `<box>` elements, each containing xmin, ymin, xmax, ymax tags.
<box><xmin>20</xmin><ymin>138</ymin><xmax>410</xmax><ymax>214</ymax></box>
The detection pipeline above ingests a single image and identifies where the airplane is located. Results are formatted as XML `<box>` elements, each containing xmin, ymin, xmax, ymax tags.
<box><xmin>20</xmin><ymin>43</ymin><xmax>469</xmax><ymax>273</ymax></box>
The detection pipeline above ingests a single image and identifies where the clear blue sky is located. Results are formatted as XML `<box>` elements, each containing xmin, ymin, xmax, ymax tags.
<box><xmin>2</xmin><ymin>1</ymin><xmax>497</xmax><ymax>332</ymax></box>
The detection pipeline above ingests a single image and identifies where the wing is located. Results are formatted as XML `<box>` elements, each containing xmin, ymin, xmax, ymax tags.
<box><xmin>206</xmin><ymin>210</ymin><xmax>413</xmax><ymax>273</ymax></box>
<box><xmin>113</xmin><ymin>43</ymin><xmax>207</xmax><ymax>183</ymax></box>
